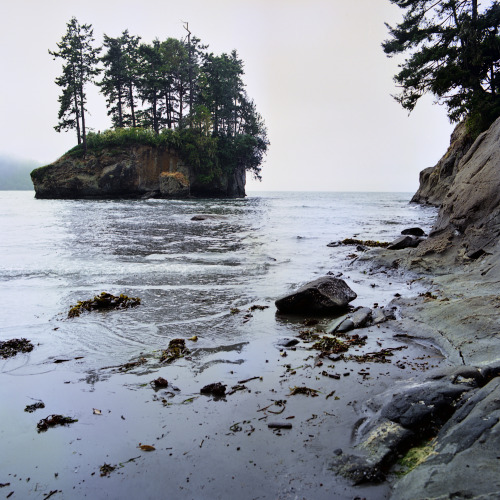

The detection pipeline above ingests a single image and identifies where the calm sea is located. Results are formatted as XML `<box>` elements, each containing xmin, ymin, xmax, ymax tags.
<box><xmin>0</xmin><ymin>191</ymin><xmax>436</xmax><ymax>359</ymax></box>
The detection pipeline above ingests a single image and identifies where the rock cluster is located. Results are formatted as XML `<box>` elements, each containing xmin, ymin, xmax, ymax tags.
<box><xmin>332</xmin><ymin>363</ymin><xmax>500</xmax><ymax>499</ymax></box>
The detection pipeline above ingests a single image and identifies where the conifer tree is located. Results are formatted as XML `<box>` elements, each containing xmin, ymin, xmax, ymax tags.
<box><xmin>137</xmin><ymin>40</ymin><xmax>164</xmax><ymax>134</ymax></box>
<box><xmin>199</xmin><ymin>51</ymin><xmax>245</xmax><ymax>136</ymax></box>
<box><xmin>49</xmin><ymin>17</ymin><xmax>101</xmax><ymax>153</ymax></box>
<box><xmin>99</xmin><ymin>31</ymin><xmax>141</xmax><ymax>128</ymax></box>
<box><xmin>100</xmin><ymin>34</ymin><xmax>126</xmax><ymax>128</ymax></box>
<box><xmin>120</xmin><ymin>31</ymin><xmax>141</xmax><ymax>128</ymax></box>
<box><xmin>384</xmin><ymin>0</ymin><xmax>500</xmax><ymax>133</ymax></box>
<box><xmin>159</xmin><ymin>37</ymin><xmax>190</xmax><ymax>128</ymax></box>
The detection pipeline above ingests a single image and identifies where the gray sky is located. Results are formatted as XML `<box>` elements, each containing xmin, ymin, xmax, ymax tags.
<box><xmin>0</xmin><ymin>0</ymin><xmax>455</xmax><ymax>192</ymax></box>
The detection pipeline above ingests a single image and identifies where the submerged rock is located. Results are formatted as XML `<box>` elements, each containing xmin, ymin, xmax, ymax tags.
<box><xmin>190</xmin><ymin>214</ymin><xmax>226</xmax><ymax>221</ymax></box>
<box><xmin>275</xmin><ymin>276</ymin><xmax>357</xmax><ymax>315</ymax></box>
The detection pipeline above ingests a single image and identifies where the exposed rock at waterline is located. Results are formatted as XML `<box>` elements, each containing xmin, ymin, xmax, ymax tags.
<box><xmin>325</xmin><ymin>306</ymin><xmax>391</xmax><ymax>334</ymax></box>
<box><xmin>387</xmin><ymin>235</ymin><xmax>423</xmax><ymax>250</ymax></box>
<box><xmin>401</xmin><ymin>227</ymin><xmax>426</xmax><ymax>237</ymax></box>
<box><xmin>420</xmin><ymin>116</ymin><xmax>500</xmax><ymax>262</ymax></box>
<box><xmin>275</xmin><ymin>276</ymin><xmax>357</xmax><ymax>315</ymax></box>
<box><xmin>347</xmin><ymin>116</ymin><xmax>500</xmax><ymax>499</ymax></box>
<box><xmin>331</xmin><ymin>372</ymin><xmax>480</xmax><ymax>486</ymax></box>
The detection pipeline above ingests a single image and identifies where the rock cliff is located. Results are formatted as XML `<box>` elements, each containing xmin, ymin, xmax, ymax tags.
<box><xmin>414</xmin><ymin>115</ymin><xmax>500</xmax><ymax>264</ymax></box>
<box><xmin>411</xmin><ymin>121</ymin><xmax>474</xmax><ymax>206</ymax></box>
<box><xmin>357</xmin><ymin>115</ymin><xmax>500</xmax><ymax>499</ymax></box>
<box><xmin>30</xmin><ymin>145</ymin><xmax>246</xmax><ymax>199</ymax></box>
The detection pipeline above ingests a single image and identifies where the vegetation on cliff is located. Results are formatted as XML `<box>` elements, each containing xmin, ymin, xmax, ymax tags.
<box><xmin>384</xmin><ymin>0</ymin><xmax>500</xmax><ymax>136</ymax></box>
<box><xmin>50</xmin><ymin>18</ymin><xmax>268</xmax><ymax>182</ymax></box>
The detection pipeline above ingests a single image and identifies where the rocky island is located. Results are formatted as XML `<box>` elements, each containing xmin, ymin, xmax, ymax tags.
<box><xmin>33</xmin><ymin>21</ymin><xmax>268</xmax><ymax>200</ymax></box>
<box><xmin>30</xmin><ymin>142</ymin><xmax>246</xmax><ymax>199</ymax></box>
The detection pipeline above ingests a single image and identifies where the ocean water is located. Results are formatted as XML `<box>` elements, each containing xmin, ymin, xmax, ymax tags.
<box><xmin>0</xmin><ymin>190</ymin><xmax>436</xmax><ymax>348</ymax></box>
<box><xmin>0</xmin><ymin>190</ymin><xmax>439</xmax><ymax>499</ymax></box>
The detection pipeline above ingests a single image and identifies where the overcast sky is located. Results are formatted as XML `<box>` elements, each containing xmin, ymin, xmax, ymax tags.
<box><xmin>0</xmin><ymin>0</ymin><xmax>455</xmax><ymax>192</ymax></box>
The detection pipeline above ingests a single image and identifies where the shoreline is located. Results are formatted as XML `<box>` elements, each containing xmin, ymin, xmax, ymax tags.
<box><xmin>0</xmin><ymin>190</ymin><xmax>450</xmax><ymax>499</ymax></box>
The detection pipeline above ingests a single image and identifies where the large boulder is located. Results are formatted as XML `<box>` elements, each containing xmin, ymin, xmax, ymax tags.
<box><xmin>159</xmin><ymin>172</ymin><xmax>190</xmax><ymax>197</ymax></box>
<box><xmin>275</xmin><ymin>277</ymin><xmax>357</xmax><ymax>314</ymax></box>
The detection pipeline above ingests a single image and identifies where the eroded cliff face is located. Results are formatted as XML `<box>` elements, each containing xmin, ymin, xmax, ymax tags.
<box><xmin>30</xmin><ymin>145</ymin><xmax>246</xmax><ymax>199</ymax></box>
<box><xmin>414</xmin><ymin>115</ymin><xmax>500</xmax><ymax>263</ymax></box>
<box><xmin>411</xmin><ymin>121</ymin><xmax>474</xmax><ymax>206</ymax></box>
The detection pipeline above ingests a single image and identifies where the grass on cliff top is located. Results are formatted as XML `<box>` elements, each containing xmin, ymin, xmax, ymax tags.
<box><xmin>65</xmin><ymin>128</ymin><xmax>182</xmax><ymax>158</ymax></box>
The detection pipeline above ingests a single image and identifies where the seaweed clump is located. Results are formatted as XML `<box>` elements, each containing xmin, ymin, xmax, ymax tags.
<box><xmin>160</xmin><ymin>339</ymin><xmax>190</xmax><ymax>363</ymax></box>
<box><xmin>24</xmin><ymin>402</ymin><xmax>45</xmax><ymax>413</ymax></box>
<box><xmin>100</xmin><ymin>463</ymin><xmax>116</xmax><ymax>477</ymax></box>
<box><xmin>395</xmin><ymin>443</ymin><xmax>436</xmax><ymax>476</ymax></box>
<box><xmin>312</xmin><ymin>336</ymin><xmax>350</xmax><ymax>354</ymax></box>
<box><xmin>341</xmin><ymin>238</ymin><xmax>389</xmax><ymax>248</ymax></box>
<box><xmin>0</xmin><ymin>338</ymin><xmax>34</xmax><ymax>358</ymax></box>
<box><xmin>68</xmin><ymin>292</ymin><xmax>141</xmax><ymax>318</ymax></box>
<box><xmin>37</xmin><ymin>414</ymin><xmax>78</xmax><ymax>432</ymax></box>
<box><xmin>200</xmin><ymin>382</ymin><xmax>227</xmax><ymax>397</ymax></box>
<box><xmin>289</xmin><ymin>386</ymin><xmax>319</xmax><ymax>397</ymax></box>
<box><xmin>311</xmin><ymin>334</ymin><xmax>367</xmax><ymax>356</ymax></box>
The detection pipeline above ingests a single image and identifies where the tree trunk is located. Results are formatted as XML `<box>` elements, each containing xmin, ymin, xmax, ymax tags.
<box><xmin>152</xmin><ymin>95</ymin><xmax>158</xmax><ymax>134</ymax></box>
<box><xmin>129</xmin><ymin>83</ymin><xmax>136</xmax><ymax>127</ymax></box>
<box><xmin>184</xmin><ymin>22</ymin><xmax>193</xmax><ymax>126</ymax></box>
<box><xmin>80</xmin><ymin>85</ymin><xmax>87</xmax><ymax>155</ymax></box>
<box><xmin>117</xmin><ymin>83</ymin><xmax>123</xmax><ymax>128</ymax></box>
<box><xmin>73</xmin><ymin>87</ymin><xmax>81</xmax><ymax>145</ymax></box>
<box><xmin>165</xmin><ymin>89</ymin><xmax>172</xmax><ymax>129</ymax></box>
<box><xmin>118</xmin><ymin>85</ymin><xmax>123</xmax><ymax>128</ymax></box>
<box><xmin>179</xmin><ymin>84</ymin><xmax>184</xmax><ymax>125</ymax></box>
